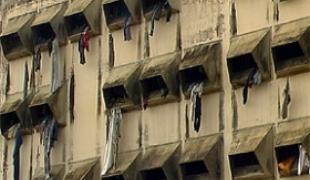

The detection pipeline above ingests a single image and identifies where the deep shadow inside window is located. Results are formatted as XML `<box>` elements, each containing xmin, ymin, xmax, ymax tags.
<box><xmin>229</xmin><ymin>152</ymin><xmax>262</xmax><ymax>177</ymax></box>
<box><xmin>141</xmin><ymin>76</ymin><xmax>168</xmax><ymax>98</ymax></box>
<box><xmin>104</xmin><ymin>0</ymin><xmax>130</xmax><ymax>25</ymax></box>
<box><xmin>65</xmin><ymin>13</ymin><xmax>89</xmax><ymax>36</ymax></box>
<box><xmin>104</xmin><ymin>85</ymin><xmax>129</xmax><ymax>108</ymax></box>
<box><xmin>1</xmin><ymin>33</ymin><xmax>24</xmax><ymax>55</ymax></box>
<box><xmin>102</xmin><ymin>175</ymin><xmax>125</xmax><ymax>180</ymax></box>
<box><xmin>141</xmin><ymin>168</ymin><xmax>167</xmax><ymax>180</ymax></box>
<box><xmin>30</xmin><ymin>104</ymin><xmax>53</xmax><ymax>126</ymax></box>
<box><xmin>228</xmin><ymin>54</ymin><xmax>257</xmax><ymax>74</ymax></box>
<box><xmin>180</xmin><ymin>65</ymin><xmax>208</xmax><ymax>92</ymax></box>
<box><xmin>0</xmin><ymin>112</ymin><xmax>19</xmax><ymax>135</ymax></box>
<box><xmin>181</xmin><ymin>161</ymin><xmax>208</xmax><ymax>176</ymax></box>
<box><xmin>272</xmin><ymin>42</ymin><xmax>305</xmax><ymax>70</ymax></box>
<box><xmin>32</xmin><ymin>23</ymin><xmax>56</xmax><ymax>45</ymax></box>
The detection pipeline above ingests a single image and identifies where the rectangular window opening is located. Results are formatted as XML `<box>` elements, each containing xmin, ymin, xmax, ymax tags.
<box><xmin>276</xmin><ymin>144</ymin><xmax>300</xmax><ymax>176</ymax></box>
<box><xmin>141</xmin><ymin>168</ymin><xmax>167</xmax><ymax>180</ymax></box>
<box><xmin>229</xmin><ymin>152</ymin><xmax>262</xmax><ymax>177</ymax></box>
<box><xmin>181</xmin><ymin>161</ymin><xmax>209</xmax><ymax>176</ymax></box>
<box><xmin>102</xmin><ymin>175</ymin><xmax>125</xmax><ymax>180</ymax></box>
<box><xmin>32</xmin><ymin>23</ymin><xmax>56</xmax><ymax>45</ymax></box>
<box><xmin>180</xmin><ymin>66</ymin><xmax>208</xmax><ymax>92</ymax></box>
<box><xmin>104</xmin><ymin>85</ymin><xmax>129</xmax><ymax>108</ymax></box>
<box><xmin>0</xmin><ymin>112</ymin><xmax>19</xmax><ymax>135</ymax></box>
<box><xmin>141</xmin><ymin>76</ymin><xmax>169</xmax><ymax>99</ymax></box>
<box><xmin>65</xmin><ymin>13</ymin><xmax>90</xmax><ymax>36</ymax></box>
<box><xmin>30</xmin><ymin>104</ymin><xmax>53</xmax><ymax>126</ymax></box>
<box><xmin>1</xmin><ymin>33</ymin><xmax>24</xmax><ymax>55</ymax></box>
<box><xmin>228</xmin><ymin>54</ymin><xmax>258</xmax><ymax>81</ymax></box>
<box><xmin>142</xmin><ymin>0</ymin><xmax>169</xmax><ymax>13</ymax></box>
<box><xmin>273</xmin><ymin>42</ymin><xmax>305</xmax><ymax>71</ymax></box>
<box><xmin>104</xmin><ymin>1</ymin><xmax>130</xmax><ymax>25</ymax></box>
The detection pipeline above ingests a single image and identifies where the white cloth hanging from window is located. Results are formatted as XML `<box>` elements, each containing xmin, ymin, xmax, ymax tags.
<box><xmin>101</xmin><ymin>108</ymin><xmax>122</xmax><ymax>175</ymax></box>
<box><xmin>298</xmin><ymin>145</ymin><xmax>310</xmax><ymax>175</ymax></box>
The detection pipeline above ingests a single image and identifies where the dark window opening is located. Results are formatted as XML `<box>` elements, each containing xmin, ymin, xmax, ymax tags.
<box><xmin>0</xmin><ymin>112</ymin><xmax>19</xmax><ymax>135</ymax></box>
<box><xmin>0</xmin><ymin>33</ymin><xmax>24</xmax><ymax>55</ymax></box>
<box><xmin>228</xmin><ymin>54</ymin><xmax>258</xmax><ymax>75</ymax></box>
<box><xmin>32</xmin><ymin>23</ymin><xmax>56</xmax><ymax>45</ymax></box>
<box><xmin>181</xmin><ymin>161</ymin><xmax>208</xmax><ymax>176</ymax></box>
<box><xmin>102</xmin><ymin>175</ymin><xmax>125</xmax><ymax>180</ymax></box>
<box><xmin>230</xmin><ymin>152</ymin><xmax>259</xmax><ymax>168</ymax></box>
<box><xmin>30</xmin><ymin>104</ymin><xmax>53</xmax><ymax>126</ymax></box>
<box><xmin>104</xmin><ymin>0</ymin><xmax>131</xmax><ymax>25</ymax></box>
<box><xmin>141</xmin><ymin>168</ymin><xmax>167</xmax><ymax>180</ymax></box>
<box><xmin>141</xmin><ymin>76</ymin><xmax>169</xmax><ymax>98</ymax></box>
<box><xmin>142</xmin><ymin>0</ymin><xmax>168</xmax><ymax>13</ymax></box>
<box><xmin>104</xmin><ymin>86</ymin><xmax>129</xmax><ymax>108</ymax></box>
<box><xmin>229</xmin><ymin>152</ymin><xmax>262</xmax><ymax>177</ymax></box>
<box><xmin>272</xmin><ymin>42</ymin><xmax>305</xmax><ymax>70</ymax></box>
<box><xmin>180</xmin><ymin>66</ymin><xmax>208</xmax><ymax>92</ymax></box>
<box><xmin>276</xmin><ymin>144</ymin><xmax>300</xmax><ymax>175</ymax></box>
<box><xmin>65</xmin><ymin>13</ymin><xmax>90</xmax><ymax>36</ymax></box>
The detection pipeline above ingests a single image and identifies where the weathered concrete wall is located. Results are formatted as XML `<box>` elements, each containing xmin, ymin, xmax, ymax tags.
<box><xmin>1</xmin><ymin>0</ymin><xmax>310</xmax><ymax>179</ymax></box>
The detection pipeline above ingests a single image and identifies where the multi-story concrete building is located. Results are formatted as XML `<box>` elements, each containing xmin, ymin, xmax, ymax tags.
<box><xmin>1</xmin><ymin>0</ymin><xmax>310</xmax><ymax>179</ymax></box>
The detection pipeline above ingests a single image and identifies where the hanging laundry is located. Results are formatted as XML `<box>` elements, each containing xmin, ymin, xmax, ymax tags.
<box><xmin>13</xmin><ymin>126</ymin><xmax>23</xmax><ymax>180</ymax></box>
<box><xmin>30</xmin><ymin>60</ymin><xmax>36</xmax><ymax>92</ymax></box>
<box><xmin>51</xmin><ymin>38</ymin><xmax>62</xmax><ymax>93</ymax></box>
<box><xmin>274</xmin><ymin>0</ymin><xmax>280</xmax><ymax>22</ymax></box>
<box><xmin>33</xmin><ymin>45</ymin><xmax>42</xmax><ymax>71</ymax></box>
<box><xmin>149</xmin><ymin>0</ymin><xmax>171</xmax><ymax>36</ymax></box>
<box><xmin>43</xmin><ymin>117</ymin><xmax>58</xmax><ymax>179</ymax></box>
<box><xmin>297</xmin><ymin>145</ymin><xmax>310</xmax><ymax>175</ymax></box>
<box><xmin>189</xmin><ymin>82</ymin><xmax>204</xmax><ymax>133</ymax></box>
<box><xmin>5</xmin><ymin>64</ymin><xmax>10</xmax><ymax>95</ymax></box>
<box><xmin>281</xmin><ymin>79</ymin><xmax>291</xmax><ymax>119</ymax></box>
<box><xmin>101</xmin><ymin>108</ymin><xmax>122</xmax><ymax>175</ymax></box>
<box><xmin>243</xmin><ymin>68</ymin><xmax>262</xmax><ymax>104</ymax></box>
<box><xmin>143</xmin><ymin>97</ymin><xmax>148</xmax><ymax>110</ymax></box>
<box><xmin>70</xmin><ymin>69</ymin><xmax>75</xmax><ymax>123</ymax></box>
<box><xmin>278</xmin><ymin>156</ymin><xmax>296</xmax><ymax>175</ymax></box>
<box><xmin>23</xmin><ymin>62</ymin><xmax>29</xmax><ymax>99</ymax></box>
<box><xmin>78</xmin><ymin>26</ymin><xmax>91</xmax><ymax>65</ymax></box>
<box><xmin>109</xmin><ymin>34</ymin><xmax>115</xmax><ymax>69</ymax></box>
<box><xmin>124</xmin><ymin>12</ymin><xmax>132</xmax><ymax>41</ymax></box>
<box><xmin>47</xmin><ymin>38</ymin><xmax>53</xmax><ymax>57</ymax></box>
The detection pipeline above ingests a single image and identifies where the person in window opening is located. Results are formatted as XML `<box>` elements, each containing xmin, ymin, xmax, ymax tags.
<box><xmin>149</xmin><ymin>0</ymin><xmax>172</xmax><ymax>36</ymax></box>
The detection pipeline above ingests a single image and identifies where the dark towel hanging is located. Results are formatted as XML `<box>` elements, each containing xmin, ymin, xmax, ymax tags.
<box><xmin>124</xmin><ymin>13</ymin><xmax>132</xmax><ymax>41</ymax></box>
<box><xmin>70</xmin><ymin>70</ymin><xmax>75</xmax><ymax>123</ymax></box>
<box><xmin>47</xmin><ymin>38</ymin><xmax>54</xmax><ymax>56</ymax></box>
<box><xmin>33</xmin><ymin>46</ymin><xmax>41</xmax><ymax>71</ymax></box>
<box><xmin>243</xmin><ymin>68</ymin><xmax>258</xmax><ymax>104</ymax></box>
<box><xmin>6</xmin><ymin>64</ymin><xmax>10</xmax><ymax>95</ymax></box>
<box><xmin>194</xmin><ymin>95</ymin><xmax>202</xmax><ymax>132</ymax></box>
<box><xmin>78</xmin><ymin>34</ymin><xmax>86</xmax><ymax>65</ymax></box>
<box><xmin>13</xmin><ymin>127</ymin><xmax>23</xmax><ymax>180</ymax></box>
<box><xmin>282</xmin><ymin>79</ymin><xmax>291</xmax><ymax>119</ymax></box>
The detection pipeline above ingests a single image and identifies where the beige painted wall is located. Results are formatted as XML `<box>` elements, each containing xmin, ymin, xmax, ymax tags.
<box><xmin>1</xmin><ymin>0</ymin><xmax>310</xmax><ymax>179</ymax></box>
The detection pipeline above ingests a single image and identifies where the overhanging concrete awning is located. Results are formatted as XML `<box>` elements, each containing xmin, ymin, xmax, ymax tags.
<box><xmin>64</xmin><ymin>0</ymin><xmax>101</xmax><ymax>41</ymax></box>
<box><xmin>0</xmin><ymin>13</ymin><xmax>34</xmax><ymax>60</ymax></box>
<box><xmin>103</xmin><ymin>62</ymin><xmax>142</xmax><ymax>110</ymax></box>
<box><xmin>229</xmin><ymin>124</ymin><xmax>274</xmax><ymax>179</ymax></box>
<box><xmin>102</xmin><ymin>150</ymin><xmax>141</xmax><ymax>180</ymax></box>
<box><xmin>0</xmin><ymin>93</ymin><xmax>30</xmax><ymax>138</ymax></box>
<box><xmin>179</xmin><ymin>134</ymin><xmax>222</xmax><ymax>179</ymax></box>
<box><xmin>140</xmin><ymin>52</ymin><xmax>180</xmax><ymax>106</ymax></box>
<box><xmin>139</xmin><ymin>143</ymin><xmax>180</xmax><ymax>180</ymax></box>
<box><xmin>179</xmin><ymin>41</ymin><xmax>222</xmax><ymax>97</ymax></box>
<box><xmin>29</xmin><ymin>83</ymin><xmax>67</xmax><ymax>126</ymax></box>
<box><xmin>31</xmin><ymin>3</ymin><xmax>68</xmax><ymax>46</ymax></box>
<box><xmin>227</xmin><ymin>28</ymin><xmax>271</xmax><ymax>87</ymax></box>
<box><xmin>32</xmin><ymin>164</ymin><xmax>65</xmax><ymax>180</ymax></box>
<box><xmin>272</xmin><ymin>18</ymin><xmax>310</xmax><ymax>77</ymax></box>
<box><xmin>65</xmin><ymin>158</ymin><xmax>100</xmax><ymax>180</ymax></box>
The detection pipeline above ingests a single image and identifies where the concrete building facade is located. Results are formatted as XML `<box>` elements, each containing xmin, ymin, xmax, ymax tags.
<box><xmin>0</xmin><ymin>0</ymin><xmax>310</xmax><ymax>179</ymax></box>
